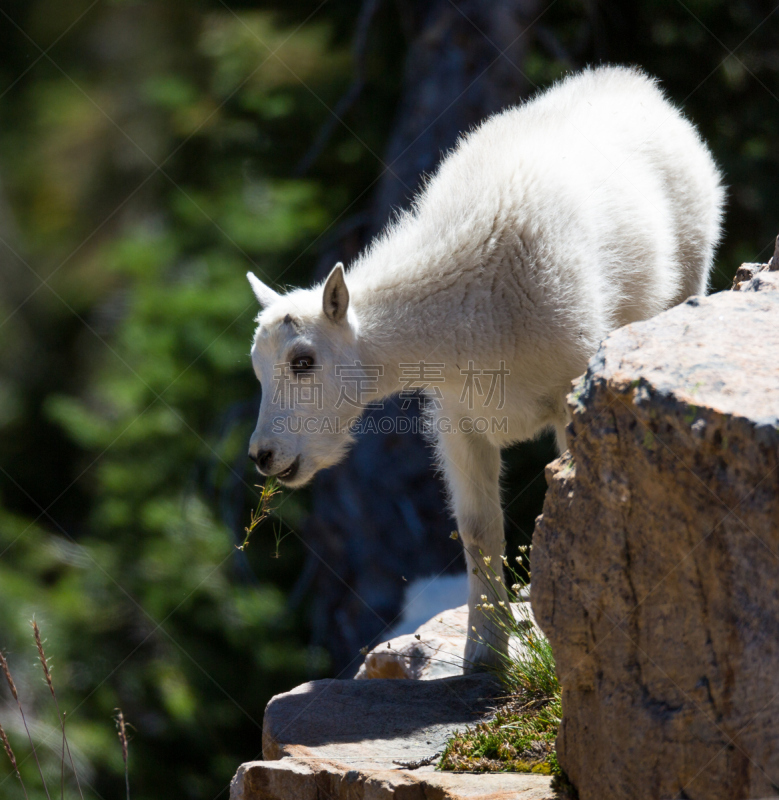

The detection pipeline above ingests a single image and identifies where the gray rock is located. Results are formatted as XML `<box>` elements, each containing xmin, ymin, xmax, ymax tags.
<box><xmin>733</xmin><ymin>268</ymin><xmax>779</xmax><ymax>293</ymax></box>
<box><xmin>230</xmin><ymin>672</ymin><xmax>559</xmax><ymax>799</ymax></box>
<box><xmin>262</xmin><ymin>673</ymin><xmax>501</xmax><ymax>764</ymax></box>
<box><xmin>354</xmin><ymin>601</ymin><xmax>537</xmax><ymax>680</ymax></box>
<box><xmin>730</xmin><ymin>246</ymin><xmax>779</xmax><ymax>291</ymax></box>
<box><xmin>532</xmin><ymin>283</ymin><xmax>779</xmax><ymax>800</ymax></box>
<box><xmin>354</xmin><ymin>604</ymin><xmax>469</xmax><ymax>680</ymax></box>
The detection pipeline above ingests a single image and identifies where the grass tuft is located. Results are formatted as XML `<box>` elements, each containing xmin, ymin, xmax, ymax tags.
<box><xmin>438</xmin><ymin>699</ymin><xmax>561</xmax><ymax>774</ymax></box>
<box><xmin>438</xmin><ymin>543</ymin><xmax>569</xmax><ymax>783</ymax></box>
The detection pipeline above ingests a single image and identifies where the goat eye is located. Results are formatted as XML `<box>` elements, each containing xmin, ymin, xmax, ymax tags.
<box><xmin>290</xmin><ymin>354</ymin><xmax>315</xmax><ymax>373</ymax></box>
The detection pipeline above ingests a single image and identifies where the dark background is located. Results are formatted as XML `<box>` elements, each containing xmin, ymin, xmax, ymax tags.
<box><xmin>0</xmin><ymin>0</ymin><xmax>776</xmax><ymax>797</ymax></box>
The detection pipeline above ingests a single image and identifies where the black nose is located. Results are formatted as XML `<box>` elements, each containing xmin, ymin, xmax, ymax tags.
<box><xmin>250</xmin><ymin>449</ymin><xmax>274</xmax><ymax>471</ymax></box>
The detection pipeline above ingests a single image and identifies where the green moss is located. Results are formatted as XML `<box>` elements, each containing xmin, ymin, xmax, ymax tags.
<box><xmin>437</xmin><ymin>700</ymin><xmax>561</xmax><ymax>774</ymax></box>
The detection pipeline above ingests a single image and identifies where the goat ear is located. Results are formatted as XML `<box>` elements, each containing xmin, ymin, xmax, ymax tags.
<box><xmin>322</xmin><ymin>263</ymin><xmax>349</xmax><ymax>323</ymax></box>
<box><xmin>247</xmin><ymin>272</ymin><xmax>280</xmax><ymax>308</ymax></box>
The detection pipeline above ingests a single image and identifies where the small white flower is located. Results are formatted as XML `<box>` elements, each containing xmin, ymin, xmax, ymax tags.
<box><xmin>483</xmin><ymin>555</ymin><xmax>492</xmax><ymax>566</ymax></box>
<box><xmin>481</xmin><ymin>594</ymin><xmax>488</xmax><ymax>601</ymax></box>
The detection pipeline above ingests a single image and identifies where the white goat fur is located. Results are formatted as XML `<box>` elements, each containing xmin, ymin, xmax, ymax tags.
<box><xmin>247</xmin><ymin>66</ymin><xmax>724</xmax><ymax>669</ymax></box>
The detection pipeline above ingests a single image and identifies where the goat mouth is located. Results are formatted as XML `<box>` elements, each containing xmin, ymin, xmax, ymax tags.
<box><xmin>276</xmin><ymin>456</ymin><xmax>300</xmax><ymax>483</ymax></box>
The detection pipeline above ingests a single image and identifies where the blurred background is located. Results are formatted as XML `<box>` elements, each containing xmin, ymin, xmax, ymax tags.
<box><xmin>0</xmin><ymin>0</ymin><xmax>776</xmax><ymax>797</ymax></box>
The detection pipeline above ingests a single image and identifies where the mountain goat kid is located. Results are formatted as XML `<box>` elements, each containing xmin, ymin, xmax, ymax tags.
<box><xmin>246</xmin><ymin>66</ymin><xmax>724</xmax><ymax>670</ymax></box>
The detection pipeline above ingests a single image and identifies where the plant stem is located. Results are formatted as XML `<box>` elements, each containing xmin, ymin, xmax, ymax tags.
<box><xmin>0</xmin><ymin>652</ymin><xmax>51</xmax><ymax>800</ymax></box>
<box><xmin>31</xmin><ymin>621</ymin><xmax>84</xmax><ymax>800</ymax></box>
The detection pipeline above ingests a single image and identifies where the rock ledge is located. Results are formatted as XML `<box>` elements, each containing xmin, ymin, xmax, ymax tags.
<box><xmin>231</xmin><ymin>672</ymin><xmax>558</xmax><ymax>799</ymax></box>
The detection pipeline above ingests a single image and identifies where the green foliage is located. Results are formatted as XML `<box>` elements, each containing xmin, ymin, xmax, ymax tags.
<box><xmin>0</xmin><ymin>1</ymin><xmax>403</xmax><ymax>797</ymax></box>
